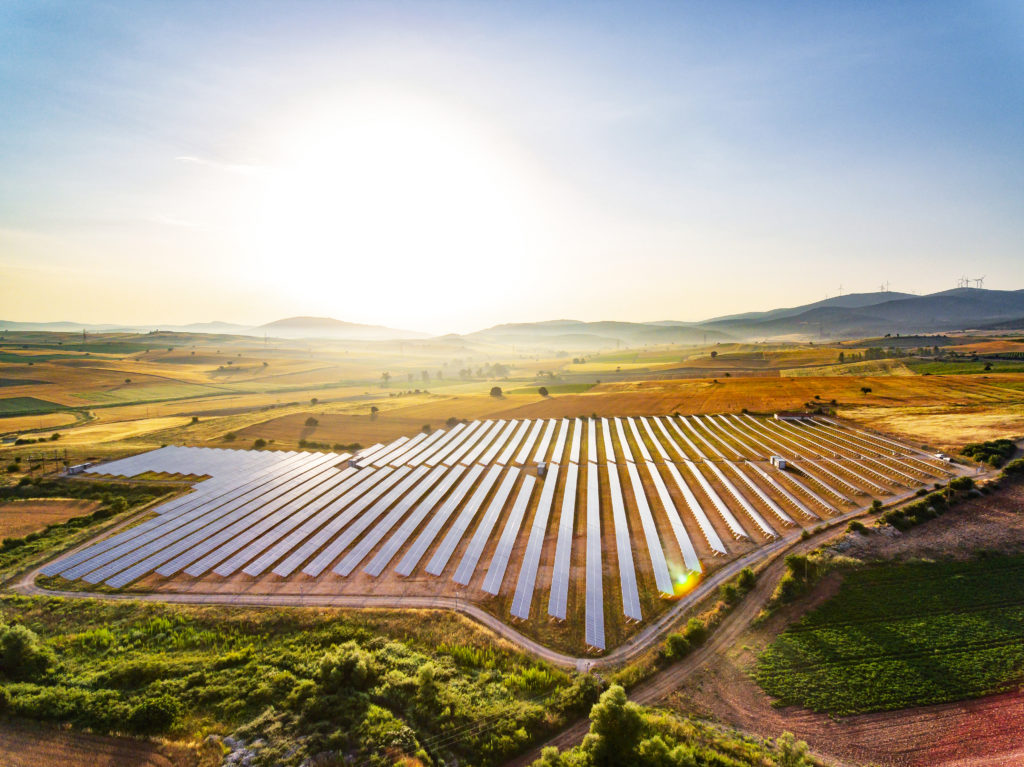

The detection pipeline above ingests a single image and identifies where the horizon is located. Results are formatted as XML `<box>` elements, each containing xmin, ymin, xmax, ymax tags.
<box><xmin>2</xmin><ymin>2</ymin><xmax>1023</xmax><ymax>334</ymax></box>
<box><xmin>0</xmin><ymin>283</ymin><xmax>1019</xmax><ymax>335</ymax></box>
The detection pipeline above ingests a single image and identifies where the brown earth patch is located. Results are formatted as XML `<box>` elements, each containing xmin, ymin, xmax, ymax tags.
<box><xmin>0</xmin><ymin>499</ymin><xmax>100</xmax><ymax>538</ymax></box>
<box><xmin>0</xmin><ymin>718</ymin><xmax>209</xmax><ymax>767</ymax></box>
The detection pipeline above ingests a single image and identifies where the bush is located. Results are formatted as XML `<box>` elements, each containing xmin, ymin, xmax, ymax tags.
<box><xmin>1003</xmin><ymin>458</ymin><xmax>1024</xmax><ymax>476</ymax></box>
<box><xmin>962</xmin><ymin>439</ymin><xmax>1015</xmax><ymax>468</ymax></box>
<box><xmin>253</xmin><ymin>438</ymin><xmax>267</xmax><ymax>449</ymax></box>
<box><xmin>304</xmin><ymin>416</ymin><xmax>319</xmax><ymax>427</ymax></box>
<box><xmin>737</xmin><ymin>567</ymin><xmax>756</xmax><ymax>592</ymax></box>
<box><xmin>127</xmin><ymin>694</ymin><xmax>180</xmax><ymax>733</ymax></box>
<box><xmin>490</xmin><ymin>386</ymin><xmax>503</xmax><ymax>398</ymax></box>
<box><xmin>0</xmin><ymin>624</ymin><xmax>54</xmax><ymax>680</ymax></box>
<box><xmin>681</xmin><ymin>618</ymin><xmax>707</xmax><ymax>646</ymax></box>
<box><xmin>664</xmin><ymin>633</ymin><xmax>690</xmax><ymax>660</ymax></box>
<box><xmin>847</xmin><ymin>520</ymin><xmax>868</xmax><ymax>535</ymax></box>
<box><xmin>539</xmin><ymin>386</ymin><xmax>549</xmax><ymax>397</ymax></box>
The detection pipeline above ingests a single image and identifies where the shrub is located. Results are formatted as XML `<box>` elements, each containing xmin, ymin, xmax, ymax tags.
<box><xmin>304</xmin><ymin>416</ymin><xmax>319</xmax><ymax>427</ymax></box>
<box><xmin>681</xmin><ymin>618</ymin><xmax>707</xmax><ymax>646</ymax></box>
<box><xmin>719</xmin><ymin>582</ymin><xmax>739</xmax><ymax>604</ymax></box>
<box><xmin>539</xmin><ymin>386</ymin><xmax>549</xmax><ymax>397</ymax></box>
<box><xmin>490</xmin><ymin>386</ymin><xmax>503</xmax><ymax>398</ymax></box>
<box><xmin>253</xmin><ymin>438</ymin><xmax>267</xmax><ymax>449</ymax></box>
<box><xmin>0</xmin><ymin>624</ymin><xmax>54</xmax><ymax>680</ymax></box>
<box><xmin>664</xmin><ymin>633</ymin><xmax>690</xmax><ymax>660</ymax></box>
<box><xmin>127</xmin><ymin>694</ymin><xmax>180</xmax><ymax>733</ymax></box>
<box><xmin>961</xmin><ymin>439</ymin><xmax>1015</xmax><ymax>468</ymax></box>
<box><xmin>847</xmin><ymin>520</ymin><xmax>868</xmax><ymax>535</ymax></box>
<box><xmin>737</xmin><ymin>567</ymin><xmax>757</xmax><ymax>592</ymax></box>
<box><xmin>1003</xmin><ymin>458</ymin><xmax>1024</xmax><ymax>476</ymax></box>
<box><xmin>224</xmin><ymin>432</ymin><xmax>237</xmax><ymax>442</ymax></box>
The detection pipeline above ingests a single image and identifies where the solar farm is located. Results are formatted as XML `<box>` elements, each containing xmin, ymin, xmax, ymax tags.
<box><xmin>44</xmin><ymin>414</ymin><xmax>959</xmax><ymax>652</ymax></box>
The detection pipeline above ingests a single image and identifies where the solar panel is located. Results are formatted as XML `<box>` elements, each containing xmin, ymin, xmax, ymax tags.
<box><xmin>623</xmin><ymin>461</ymin><xmax>673</xmax><ymax>595</ymax></box>
<box><xmin>496</xmin><ymin>420</ymin><xmax>532</xmax><ymax>466</ymax></box>
<box><xmin>362</xmin><ymin>437</ymin><xmax>409</xmax><ymax>465</ymax></box>
<box><xmin>586</xmin><ymin>418</ymin><xmax>597</xmax><ymax>463</ymax></box>
<box><xmin>744</xmin><ymin>461</ymin><xmax>819</xmax><ymax>519</ymax></box>
<box><xmin>57</xmin><ymin>451</ymin><xmax>342</xmax><ymax>581</ymax></box>
<box><xmin>680</xmin><ymin>417</ymin><xmax>727</xmax><ymax>460</ymax></box>
<box><xmin>398</xmin><ymin>423</ymin><xmax>464</xmax><ymax>467</ymax></box>
<box><xmin>509</xmin><ymin>465</ymin><xmax>559</xmax><ymax>616</ymax></box>
<box><xmin>694</xmin><ymin>416</ymin><xmax>743</xmax><ymax>460</ymax></box>
<box><xmin>364</xmin><ymin>464</ymin><xmax>467</xmax><ymax>577</ymax></box>
<box><xmin>680</xmin><ymin>458</ymin><xmax>749</xmax><ymax>540</ymax></box>
<box><xmin>791</xmin><ymin>459</ymin><xmax>857</xmax><ymax>500</ymax></box>
<box><xmin>569</xmin><ymin>418</ymin><xmax>583</xmax><ymax>463</ymax></box>
<box><xmin>459</xmin><ymin>420</ymin><xmax>506</xmax><ymax>465</ymax></box>
<box><xmin>514</xmin><ymin>420</ymin><xmax>545</xmax><ymax>465</ymax></box>
<box><xmin>212</xmin><ymin>466</ymin><xmax>365</xmax><ymax>575</ymax></box>
<box><xmin>425</xmin><ymin>464</ymin><xmax>505</xmax><ymax>576</ymax></box>
<box><xmin>770</xmin><ymin>465</ymin><xmax>836</xmax><ymax>512</ymax></box>
<box><xmin>639</xmin><ymin>418</ymin><xmax>670</xmax><ymax>460</ymax></box>
<box><xmin>394</xmin><ymin>464</ymin><xmax>486</xmax><ymax>576</ymax></box>
<box><xmin>531</xmin><ymin>419</ymin><xmax>557</xmax><ymax>463</ymax></box>
<box><xmin>547</xmin><ymin>461</ymin><xmax>577</xmax><ymax>620</ymax></box>
<box><xmin>818</xmin><ymin>456</ymin><xmax>888</xmax><ymax>494</ymax></box>
<box><xmin>97</xmin><ymin>460</ymin><xmax>346</xmax><ymax>587</ymax></box>
<box><xmin>661</xmin><ymin>417</ymin><xmax>702</xmax><ymax>460</ymax></box>
<box><xmin>164</xmin><ymin>463</ymin><xmax>353</xmax><ymax>578</ymax></box>
<box><xmin>703</xmin><ymin>416</ymin><xmax>756</xmax><ymax>459</ymax></box>
<box><xmin>606</xmin><ymin>462</ymin><xmax>642</xmax><ymax>620</ymax></box>
<box><xmin>199</xmin><ymin>466</ymin><xmax>369</xmax><ymax>577</ymax></box>
<box><xmin>387</xmin><ymin>429</ymin><xmax>447</xmax><ymax>466</ymax></box>
<box><xmin>613</xmin><ymin>418</ymin><xmax>631</xmax><ymax>461</ymax></box>
<box><xmin>333</xmin><ymin>464</ymin><xmax>452</xmax><ymax>577</ymax></box>
<box><xmin>643</xmin><ymin>461</ymin><xmax>701</xmax><ymax>573</ymax></box>
<box><xmin>240</xmin><ymin>466</ymin><xmax>389</xmax><ymax>576</ymax></box>
<box><xmin>269</xmin><ymin>465</ymin><xmax>401</xmax><ymax>577</ymax></box>
<box><xmin>702</xmin><ymin>460</ymin><xmax>776</xmax><ymax>538</ymax></box>
<box><xmin>584</xmin><ymin>462</ymin><xmax>605</xmax><ymax>649</ymax></box>
<box><xmin>600</xmin><ymin>418</ymin><xmax>615</xmax><ymax>461</ymax></box>
<box><xmin>716</xmin><ymin>415</ymin><xmax>772</xmax><ymax>459</ymax></box>
<box><xmin>299</xmin><ymin>467</ymin><xmax>418</xmax><ymax>577</ymax></box>
<box><xmin>627</xmin><ymin>418</ymin><xmax>653</xmax><ymax>462</ymax></box>
<box><xmin>479</xmin><ymin>420</ymin><xmax>520</xmax><ymax>465</ymax></box>
<box><xmin>743</xmin><ymin>415</ymin><xmax>811</xmax><ymax>459</ymax></box>
<box><xmin>483</xmin><ymin>473</ymin><xmax>537</xmax><ymax>594</ymax></box>
<box><xmin>371</xmin><ymin>433</ymin><xmax>425</xmax><ymax>467</ymax></box>
<box><xmin>428</xmin><ymin>420</ymin><xmax>484</xmax><ymax>467</ymax></box>
<box><xmin>313</xmin><ymin>465</ymin><xmax>435</xmax><ymax>577</ymax></box>
<box><xmin>725</xmin><ymin>461</ymin><xmax>794</xmax><ymax>525</ymax></box>
<box><xmin>453</xmin><ymin>468</ymin><xmax>522</xmax><ymax>585</ymax></box>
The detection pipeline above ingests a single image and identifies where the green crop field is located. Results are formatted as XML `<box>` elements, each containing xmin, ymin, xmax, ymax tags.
<box><xmin>906</xmin><ymin>359</ymin><xmax>1024</xmax><ymax>375</ymax></box>
<box><xmin>0</xmin><ymin>397</ymin><xmax>66</xmax><ymax>416</ymax></box>
<box><xmin>756</xmin><ymin>555</ymin><xmax>1024</xmax><ymax>716</ymax></box>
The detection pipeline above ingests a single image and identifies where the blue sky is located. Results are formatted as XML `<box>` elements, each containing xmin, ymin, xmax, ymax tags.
<box><xmin>1</xmin><ymin>1</ymin><xmax>1022</xmax><ymax>332</ymax></box>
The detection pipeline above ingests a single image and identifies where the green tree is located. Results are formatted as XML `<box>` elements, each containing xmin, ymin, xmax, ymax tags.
<box><xmin>539</xmin><ymin>386</ymin><xmax>549</xmax><ymax>397</ymax></box>
<box><xmin>581</xmin><ymin>685</ymin><xmax>644</xmax><ymax>766</ymax></box>
<box><xmin>490</xmin><ymin>386</ymin><xmax>503</xmax><ymax>398</ymax></box>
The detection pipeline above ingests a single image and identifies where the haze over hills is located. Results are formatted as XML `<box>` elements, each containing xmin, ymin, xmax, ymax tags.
<box><xmin>2</xmin><ymin>288</ymin><xmax>1023</xmax><ymax>346</ymax></box>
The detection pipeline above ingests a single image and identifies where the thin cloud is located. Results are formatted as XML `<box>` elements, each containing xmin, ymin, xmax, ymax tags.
<box><xmin>174</xmin><ymin>155</ymin><xmax>264</xmax><ymax>175</ymax></box>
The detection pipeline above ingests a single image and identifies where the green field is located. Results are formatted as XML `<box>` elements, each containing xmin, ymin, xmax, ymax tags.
<box><xmin>756</xmin><ymin>555</ymin><xmax>1024</xmax><ymax>716</ymax></box>
<box><xmin>906</xmin><ymin>359</ymin><xmax>1024</xmax><ymax>375</ymax></box>
<box><xmin>0</xmin><ymin>397</ymin><xmax>66</xmax><ymax>416</ymax></box>
<box><xmin>0</xmin><ymin>378</ymin><xmax>47</xmax><ymax>388</ymax></box>
<box><xmin>505</xmin><ymin>383</ymin><xmax>596</xmax><ymax>395</ymax></box>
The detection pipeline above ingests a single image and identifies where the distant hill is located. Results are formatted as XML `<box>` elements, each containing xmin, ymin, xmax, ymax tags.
<box><xmin>700</xmin><ymin>288</ymin><xmax>1024</xmax><ymax>340</ymax></box>
<box><xmin>703</xmin><ymin>291</ymin><xmax>916</xmax><ymax>325</ymax></box>
<box><xmin>258</xmin><ymin>316</ymin><xmax>426</xmax><ymax>341</ymax></box>
<box><xmin>464</xmin><ymin>320</ymin><xmax>733</xmax><ymax>350</ymax></box>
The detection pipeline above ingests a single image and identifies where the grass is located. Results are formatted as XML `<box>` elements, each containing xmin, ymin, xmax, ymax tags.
<box><xmin>505</xmin><ymin>383</ymin><xmax>596</xmax><ymax>395</ymax></box>
<box><xmin>906</xmin><ymin>359</ymin><xmax>1024</xmax><ymax>375</ymax></box>
<box><xmin>0</xmin><ymin>397</ymin><xmax>66</xmax><ymax>416</ymax></box>
<box><xmin>0</xmin><ymin>596</ymin><xmax>586</xmax><ymax>767</ymax></box>
<box><xmin>755</xmin><ymin>554</ymin><xmax>1024</xmax><ymax>716</ymax></box>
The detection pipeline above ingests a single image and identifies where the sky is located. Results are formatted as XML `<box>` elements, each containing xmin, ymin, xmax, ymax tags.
<box><xmin>1</xmin><ymin>1</ymin><xmax>1022</xmax><ymax>334</ymax></box>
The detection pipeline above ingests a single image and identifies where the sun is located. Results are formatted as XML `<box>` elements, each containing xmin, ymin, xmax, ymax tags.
<box><xmin>243</xmin><ymin>89</ymin><xmax>548</xmax><ymax>321</ymax></box>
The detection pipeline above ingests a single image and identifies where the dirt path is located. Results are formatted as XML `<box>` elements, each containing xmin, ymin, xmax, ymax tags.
<box><xmin>0</xmin><ymin>719</ymin><xmax>198</xmax><ymax>767</ymax></box>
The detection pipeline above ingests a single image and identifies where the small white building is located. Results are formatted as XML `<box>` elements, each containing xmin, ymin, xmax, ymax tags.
<box><xmin>770</xmin><ymin>455</ymin><xmax>787</xmax><ymax>469</ymax></box>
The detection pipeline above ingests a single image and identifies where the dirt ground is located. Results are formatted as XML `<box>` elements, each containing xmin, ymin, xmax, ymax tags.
<box><xmin>0</xmin><ymin>719</ymin><xmax>209</xmax><ymax>767</ymax></box>
<box><xmin>668</xmin><ymin>478</ymin><xmax>1024</xmax><ymax>767</ymax></box>
<box><xmin>0</xmin><ymin>499</ymin><xmax>100</xmax><ymax>538</ymax></box>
